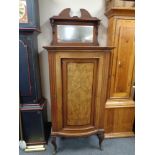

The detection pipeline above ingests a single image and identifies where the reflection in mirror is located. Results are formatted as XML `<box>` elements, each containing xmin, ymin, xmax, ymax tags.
<box><xmin>57</xmin><ymin>25</ymin><xmax>93</xmax><ymax>43</ymax></box>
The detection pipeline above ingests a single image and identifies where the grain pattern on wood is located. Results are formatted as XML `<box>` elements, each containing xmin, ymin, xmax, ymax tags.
<box><xmin>109</xmin><ymin>19</ymin><xmax>135</xmax><ymax>98</ymax></box>
<box><xmin>106</xmin><ymin>8</ymin><xmax>135</xmax><ymax>101</ymax></box>
<box><xmin>104</xmin><ymin>107</ymin><xmax>135</xmax><ymax>133</ymax></box>
<box><xmin>105</xmin><ymin>0</ymin><xmax>135</xmax><ymax>12</ymax></box>
<box><xmin>62</xmin><ymin>59</ymin><xmax>94</xmax><ymax>128</ymax></box>
<box><xmin>105</xmin><ymin>8</ymin><xmax>135</xmax><ymax>137</ymax></box>
<box><xmin>105</xmin><ymin>132</ymin><xmax>134</xmax><ymax>138</ymax></box>
<box><xmin>67</xmin><ymin>62</ymin><xmax>94</xmax><ymax>125</ymax></box>
<box><xmin>106</xmin><ymin>99</ymin><xmax>134</xmax><ymax>108</ymax></box>
<box><xmin>60</xmin><ymin>58</ymin><xmax>99</xmax><ymax>127</ymax></box>
<box><xmin>105</xmin><ymin>8</ymin><xmax>135</xmax><ymax>18</ymax></box>
<box><xmin>56</xmin><ymin>52</ymin><xmax>105</xmax><ymax>130</ymax></box>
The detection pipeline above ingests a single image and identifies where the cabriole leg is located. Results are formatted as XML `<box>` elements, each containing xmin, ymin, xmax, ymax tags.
<box><xmin>51</xmin><ymin>136</ymin><xmax>57</xmax><ymax>154</ymax></box>
<box><xmin>97</xmin><ymin>131</ymin><xmax>104</xmax><ymax>150</ymax></box>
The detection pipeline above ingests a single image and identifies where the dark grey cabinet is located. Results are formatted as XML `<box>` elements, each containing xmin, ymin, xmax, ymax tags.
<box><xmin>19</xmin><ymin>0</ymin><xmax>48</xmax><ymax>145</ymax></box>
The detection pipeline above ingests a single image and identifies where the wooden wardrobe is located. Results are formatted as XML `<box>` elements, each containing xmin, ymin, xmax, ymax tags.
<box><xmin>104</xmin><ymin>8</ymin><xmax>135</xmax><ymax>138</ymax></box>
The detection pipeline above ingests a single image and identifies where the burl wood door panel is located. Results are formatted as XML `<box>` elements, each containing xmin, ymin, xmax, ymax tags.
<box><xmin>110</xmin><ymin>19</ymin><xmax>134</xmax><ymax>98</ymax></box>
<box><xmin>53</xmin><ymin>51</ymin><xmax>106</xmax><ymax>132</ymax></box>
<box><xmin>63</xmin><ymin>59</ymin><xmax>97</xmax><ymax>126</ymax></box>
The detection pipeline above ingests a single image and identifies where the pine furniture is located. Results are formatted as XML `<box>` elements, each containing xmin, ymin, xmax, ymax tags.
<box><xmin>104</xmin><ymin>8</ymin><xmax>135</xmax><ymax>138</ymax></box>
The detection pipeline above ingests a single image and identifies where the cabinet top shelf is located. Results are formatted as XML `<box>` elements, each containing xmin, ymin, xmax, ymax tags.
<box><xmin>43</xmin><ymin>46</ymin><xmax>114</xmax><ymax>51</ymax></box>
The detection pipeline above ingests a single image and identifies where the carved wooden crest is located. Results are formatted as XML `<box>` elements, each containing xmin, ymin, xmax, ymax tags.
<box><xmin>50</xmin><ymin>8</ymin><xmax>100</xmax><ymax>22</ymax></box>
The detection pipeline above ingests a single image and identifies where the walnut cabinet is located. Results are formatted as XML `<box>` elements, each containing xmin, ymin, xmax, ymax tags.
<box><xmin>104</xmin><ymin>8</ymin><xmax>135</xmax><ymax>138</ymax></box>
<box><xmin>44</xmin><ymin>46</ymin><xmax>112</xmax><ymax>152</ymax></box>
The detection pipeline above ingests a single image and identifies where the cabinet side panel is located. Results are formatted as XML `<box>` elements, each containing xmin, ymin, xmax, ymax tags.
<box><xmin>48</xmin><ymin>52</ymin><xmax>61</xmax><ymax>131</ymax></box>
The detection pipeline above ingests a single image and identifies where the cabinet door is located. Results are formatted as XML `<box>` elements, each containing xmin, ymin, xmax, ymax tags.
<box><xmin>51</xmin><ymin>51</ymin><xmax>107</xmax><ymax>132</ymax></box>
<box><xmin>109</xmin><ymin>19</ymin><xmax>134</xmax><ymax>98</ymax></box>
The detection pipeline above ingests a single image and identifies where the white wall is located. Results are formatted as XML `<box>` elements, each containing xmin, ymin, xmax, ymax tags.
<box><xmin>37</xmin><ymin>0</ymin><xmax>108</xmax><ymax>121</ymax></box>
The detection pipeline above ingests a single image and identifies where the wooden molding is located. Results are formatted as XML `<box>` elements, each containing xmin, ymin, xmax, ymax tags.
<box><xmin>51</xmin><ymin>129</ymin><xmax>104</xmax><ymax>137</ymax></box>
<box><xmin>105</xmin><ymin>132</ymin><xmax>134</xmax><ymax>138</ymax></box>
<box><xmin>105</xmin><ymin>7</ymin><xmax>135</xmax><ymax>18</ymax></box>
<box><xmin>20</xmin><ymin>98</ymin><xmax>46</xmax><ymax>111</ymax></box>
<box><xmin>105</xmin><ymin>99</ymin><xmax>135</xmax><ymax>108</ymax></box>
<box><xmin>26</xmin><ymin>141</ymin><xmax>46</xmax><ymax>145</ymax></box>
<box><xmin>19</xmin><ymin>28</ymin><xmax>41</xmax><ymax>33</ymax></box>
<box><xmin>43</xmin><ymin>46</ymin><xmax>114</xmax><ymax>51</ymax></box>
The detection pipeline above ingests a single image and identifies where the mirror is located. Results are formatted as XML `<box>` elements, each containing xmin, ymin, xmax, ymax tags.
<box><xmin>57</xmin><ymin>25</ymin><xmax>94</xmax><ymax>43</ymax></box>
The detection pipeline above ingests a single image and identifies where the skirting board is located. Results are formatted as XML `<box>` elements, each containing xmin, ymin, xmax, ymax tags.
<box><xmin>105</xmin><ymin>132</ymin><xmax>135</xmax><ymax>138</ymax></box>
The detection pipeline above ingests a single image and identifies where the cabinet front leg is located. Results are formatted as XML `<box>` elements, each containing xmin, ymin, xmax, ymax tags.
<box><xmin>97</xmin><ymin>131</ymin><xmax>104</xmax><ymax>150</ymax></box>
<box><xmin>51</xmin><ymin>136</ymin><xmax>57</xmax><ymax>154</ymax></box>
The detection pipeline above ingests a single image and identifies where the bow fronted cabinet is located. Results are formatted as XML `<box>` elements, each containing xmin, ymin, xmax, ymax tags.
<box><xmin>44</xmin><ymin>8</ymin><xmax>114</xmax><ymax>153</ymax></box>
